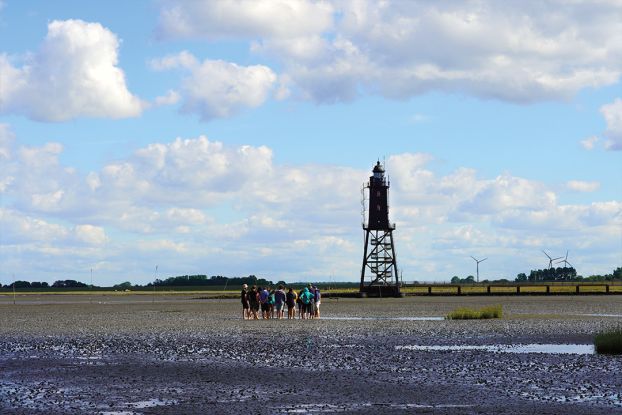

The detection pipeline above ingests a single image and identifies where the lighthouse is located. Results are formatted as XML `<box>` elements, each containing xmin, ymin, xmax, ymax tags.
<box><xmin>360</xmin><ymin>161</ymin><xmax>401</xmax><ymax>297</ymax></box>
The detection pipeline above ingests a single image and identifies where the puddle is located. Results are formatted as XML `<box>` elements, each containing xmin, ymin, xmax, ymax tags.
<box><xmin>322</xmin><ymin>316</ymin><xmax>444</xmax><ymax>321</ymax></box>
<box><xmin>396</xmin><ymin>344</ymin><xmax>595</xmax><ymax>354</ymax></box>
<box><xmin>126</xmin><ymin>398</ymin><xmax>177</xmax><ymax>409</ymax></box>
<box><xmin>273</xmin><ymin>402</ymin><xmax>472</xmax><ymax>413</ymax></box>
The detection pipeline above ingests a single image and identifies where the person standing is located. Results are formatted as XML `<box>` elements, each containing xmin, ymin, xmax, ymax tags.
<box><xmin>248</xmin><ymin>285</ymin><xmax>259</xmax><ymax>320</ymax></box>
<box><xmin>241</xmin><ymin>284</ymin><xmax>250</xmax><ymax>319</ymax></box>
<box><xmin>286</xmin><ymin>287</ymin><xmax>297</xmax><ymax>319</ymax></box>
<box><xmin>268</xmin><ymin>287</ymin><xmax>276</xmax><ymax>319</ymax></box>
<box><xmin>313</xmin><ymin>285</ymin><xmax>321</xmax><ymax>319</ymax></box>
<box><xmin>259</xmin><ymin>286</ymin><xmax>270</xmax><ymax>319</ymax></box>
<box><xmin>297</xmin><ymin>287</ymin><xmax>305</xmax><ymax>319</ymax></box>
<box><xmin>300</xmin><ymin>287</ymin><xmax>314</xmax><ymax>319</ymax></box>
<box><xmin>275</xmin><ymin>285</ymin><xmax>286</xmax><ymax>319</ymax></box>
<box><xmin>307</xmin><ymin>284</ymin><xmax>315</xmax><ymax>319</ymax></box>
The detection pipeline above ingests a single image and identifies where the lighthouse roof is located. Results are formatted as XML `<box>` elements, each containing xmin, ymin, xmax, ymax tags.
<box><xmin>373</xmin><ymin>161</ymin><xmax>385</xmax><ymax>173</ymax></box>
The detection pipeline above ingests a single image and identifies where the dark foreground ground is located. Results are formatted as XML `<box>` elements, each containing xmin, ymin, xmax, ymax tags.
<box><xmin>1</xmin><ymin>295</ymin><xmax>621</xmax><ymax>414</ymax></box>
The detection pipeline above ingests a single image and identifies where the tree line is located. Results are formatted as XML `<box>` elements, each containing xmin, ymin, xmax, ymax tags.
<box><xmin>0</xmin><ymin>275</ymin><xmax>277</xmax><ymax>289</ymax></box>
<box><xmin>449</xmin><ymin>266</ymin><xmax>621</xmax><ymax>284</ymax></box>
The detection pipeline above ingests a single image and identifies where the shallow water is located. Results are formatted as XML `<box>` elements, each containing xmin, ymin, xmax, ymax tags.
<box><xmin>273</xmin><ymin>402</ymin><xmax>474</xmax><ymax>413</ymax></box>
<box><xmin>396</xmin><ymin>343</ymin><xmax>595</xmax><ymax>354</ymax></box>
<box><xmin>321</xmin><ymin>316</ymin><xmax>444</xmax><ymax>321</ymax></box>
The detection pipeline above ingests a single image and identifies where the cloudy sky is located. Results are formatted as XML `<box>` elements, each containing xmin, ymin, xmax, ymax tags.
<box><xmin>1</xmin><ymin>0</ymin><xmax>620</xmax><ymax>286</ymax></box>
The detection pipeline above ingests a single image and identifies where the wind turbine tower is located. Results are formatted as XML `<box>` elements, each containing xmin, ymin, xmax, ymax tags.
<box><xmin>542</xmin><ymin>250</ymin><xmax>563</xmax><ymax>269</ymax></box>
<box><xmin>557</xmin><ymin>250</ymin><xmax>573</xmax><ymax>268</ymax></box>
<box><xmin>470</xmin><ymin>256</ymin><xmax>487</xmax><ymax>283</ymax></box>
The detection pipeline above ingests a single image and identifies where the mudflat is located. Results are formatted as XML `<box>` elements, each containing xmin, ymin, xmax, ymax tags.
<box><xmin>1</xmin><ymin>294</ymin><xmax>621</xmax><ymax>414</ymax></box>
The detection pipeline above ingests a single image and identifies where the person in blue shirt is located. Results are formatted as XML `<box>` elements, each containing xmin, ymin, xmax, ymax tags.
<box><xmin>259</xmin><ymin>286</ymin><xmax>270</xmax><ymax>319</ymax></box>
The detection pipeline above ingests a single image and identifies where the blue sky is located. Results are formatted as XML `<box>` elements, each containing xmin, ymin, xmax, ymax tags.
<box><xmin>1</xmin><ymin>0</ymin><xmax>621</xmax><ymax>286</ymax></box>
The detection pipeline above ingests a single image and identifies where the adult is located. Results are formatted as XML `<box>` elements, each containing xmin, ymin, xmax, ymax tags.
<box><xmin>259</xmin><ymin>286</ymin><xmax>270</xmax><ymax>319</ymax></box>
<box><xmin>268</xmin><ymin>287</ymin><xmax>276</xmax><ymax>319</ymax></box>
<box><xmin>286</xmin><ymin>287</ymin><xmax>297</xmax><ymax>319</ymax></box>
<box><xmin>241</xmin><ymin>284</ymin><xmax>250</xmax><ymax>319</ymax></box>
<box><xmin>275</xmin><ymin>285</ymin><xmax>286</xmax><ymax>319</ymax></box>
<box><xmin>297</xmin><ymin>287</ymin><xmax>305</xmax><ymax>319</ymax></box>
<box><xmin>248</xmin><ymin>285</ymin><xmax>259</xmax><ymax>319</ymax></box>
<box><xmin>300</xmin><ymin>287</ymin><xmax>314</xmax><ymax>319</ymax></box>
<box><xmin>312</xmin><ymin>285</ymin><xmax>321</xmax><ymax>318</ymax></box>
<box><xmin>306</xmin><ymin>284</ymin><xmax>315</xmax><ymax>319</ymax></box>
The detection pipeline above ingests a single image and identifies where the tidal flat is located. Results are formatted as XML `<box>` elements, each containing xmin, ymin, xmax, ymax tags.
<box><xmin>1</xmin><ymin>295</ymin><xmax>621</xmax><ymax>414</ymax></box>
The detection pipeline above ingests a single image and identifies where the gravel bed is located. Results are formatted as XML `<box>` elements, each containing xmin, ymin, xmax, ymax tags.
<box><xmin>0</xmin><ymin>295</ymin><xmax>621</xmax><ymax>414</ymax></box>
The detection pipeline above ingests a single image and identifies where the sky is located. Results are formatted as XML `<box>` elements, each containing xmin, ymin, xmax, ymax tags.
<box><xmin>0</xmin><ymin>0</ymin><xmax>621</xmax><ymax>286</ymax></box>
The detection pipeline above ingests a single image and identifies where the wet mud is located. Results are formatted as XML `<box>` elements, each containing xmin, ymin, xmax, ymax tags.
<box><xmin>1</xmin><ymin>295</ymin><xmax>621</xmax><ymax>414</ymax></box>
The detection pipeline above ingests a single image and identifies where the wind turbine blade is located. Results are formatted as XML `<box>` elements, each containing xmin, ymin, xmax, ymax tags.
<box><xmin>481</xmin><ymin>258</ymin><xmax>488</xmax><ymax>262</ymax></box>
<box><xmin>542</xmin><ymin>250</ymin><xmax>551</xmax><ymax>260</ymax></box>
<box><xmin>470</xmin><ymin>256</ymin><xmax>477</xmax><ymax>261</ymax></box>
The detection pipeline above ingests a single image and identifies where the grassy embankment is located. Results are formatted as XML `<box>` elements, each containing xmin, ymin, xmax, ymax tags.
<box><xmin>594</xmin><ymin>328</ymin><xmax>622</xmax><ymax>355</ymax></box>
<box><xmin>446</xmin><ymin>305</ymin><xmax>503</xmax><ymax>320</ymax></box>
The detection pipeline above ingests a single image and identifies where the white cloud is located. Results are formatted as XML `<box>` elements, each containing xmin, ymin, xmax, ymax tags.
<box><xmin>0</xmin><ymin>123</ymin><xmax>14</xmax><ymax>160</ymax></box>
<box><xmin>151</xmin><ymin>52</ymin><xmax>276</xmax><ymax>120</ymax></box>
<box><xmin>157</xmin><ymin>1</ymin><xmax>622</xmax><ymax>104</ymax></box>
<box><xmin>0</xmin><ymin>208</ymin><xmax>69</xmax><ymax>243</ymax></box>
<box><xmin>157</xmin><ymin>0</ymin><xmax>334</xmax><ymax>40</ymax></box>
<box><xmin>2</xmin><ymin>130</ymin><xmax>620</xmax><ymax>283</ymax></box>
<box><xmin>458</xmin><ymin>174</ymin><xmax>556</xmax><ymax>215</ymax></box>
<box><xmin>580</xmin><ymin>135</ymin><xmax>599</xmax><ymax>150</ymax></box>
<box><xmin>0</xmin><ymin>19</ymin><xmax>143</xmax><ymax>121</ymax></box>
<box><xmin>74</xmin><ymin>224</ymin><xmax>108</xmax><ymax>245</ymax></box>
<box><xmin>601</xmin><ymin>98</ymin><xmax>622</xmax><ymax>150</ymax></box>
<box><xmin>566</xmin><ymin>180</ymin><xmax>600</xmax><ymax>192</ymax></box>
<box><xmin>154</xmin><ymin>90</ymin><xmax>180</xmax><ymax>106</ymax></box>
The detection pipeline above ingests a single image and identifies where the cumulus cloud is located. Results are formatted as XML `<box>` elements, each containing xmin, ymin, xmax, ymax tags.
<box><xmin>0</xmin><ymin>19</ymin><xmax>143</xmax><ymax>121</ymax></box>
<box><xmin>566</xmin><ymin>180</ymin><xmax>600</xmax><ymax>193</ymax></box>
<box><xmin>2</xmin><ymin>129</ymin><xmax>620</xmax><ymax>283</ymax></box>
<box><xmin>156</xmin><ymin>1</ymin><xmax>622</xmax><ymax>104</ymax></box>
<box><xmin>601</xmin><ymin>98</ymin><xmax>622</xmax><ymax>150</ymax></box>
<box><xmin>157</xmin><ymin>0</ymin><xmax>334</xmax><ymax>40</ymax></box>
<box><xmin>154</xmin><ymin>90</ymin><xmax>180</xmax><ymax>106</ymax></box>
<box><xmin>151</xmin><ymin>52</ymin><xmax>276</xmax><ymax>120</ymax></box>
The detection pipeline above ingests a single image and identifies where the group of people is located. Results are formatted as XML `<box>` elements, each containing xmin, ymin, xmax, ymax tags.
<box><xmin>240</xmin><ymin>284</ymin><xmax>321</xmax><ymax>320</ymax></box>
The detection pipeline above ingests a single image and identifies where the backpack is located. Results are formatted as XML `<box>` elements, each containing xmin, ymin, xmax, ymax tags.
<box><xmin>302</xmin><ymin>291</ymin><xmax>312</xmax><ymax>305</ymax></box>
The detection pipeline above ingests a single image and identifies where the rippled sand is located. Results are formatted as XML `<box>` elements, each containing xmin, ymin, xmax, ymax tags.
<box><xmin>1</xmin><ymin>295</ymin><xmax>621</xmax><ymax>414</ymax></box>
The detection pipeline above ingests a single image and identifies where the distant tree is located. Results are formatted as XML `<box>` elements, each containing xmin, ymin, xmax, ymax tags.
<box><xmin>450</xmin><ymin>276</ymin><xmax>460</xmax><ymax>284</ymax></box>
<box><xmin>515</xmin><ymin>273</ymin><xmax>527</xmax><ymax>282</ymax></box>
<box><xmin>114</xmin><ymin>281</ymin><xmax>133</xmax><ymax>290</ymax></box>
<box><xmin>464</xmin><ymin>275</ymin><xmax>475</xmax><ymax>283</ymax></box>
<box><xmin>613</xmin><ymin>267</ymin><xmax>622</xmax><ymax>280</ymax></box>
<box><xmin>52</xmin><ymin>279</ymin><xmax>88</xmax><ymax>288</ymax></box>
<box><xmin>13</xmin><ymin>280</ymin><xmax>31</xmax><ymax>288</ymax></box>
<box><xmin>30</xmin><ymin>281</ymin><xmax>49</xmax><ymax>288</ymax></box>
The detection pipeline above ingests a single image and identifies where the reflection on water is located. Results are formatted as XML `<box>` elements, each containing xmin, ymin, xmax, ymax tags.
<box><xmin>322</xmin><ymin>316</ymin><xmax>444</xmax><ymax>321</ymax></box>
<box><xmin>274</xmin><ymin>402</ymin><xmax>473</xmax><ymax>413</ymax></box>
<box><xmin>396</xmin><ymin>343</ymin><xmax>595</xmax><ymax>354</ymax></box>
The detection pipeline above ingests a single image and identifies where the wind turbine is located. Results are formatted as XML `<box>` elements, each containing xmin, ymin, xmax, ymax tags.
<box><xmin>542</xmin><ymin>250</ymin><xmax>563</xmax><ymax>269</ymax></box>
<box><xmin>470</xmin><ymin>256</ymin><xmax>487</xmax><ymax>283</ymax></box>
<box><xmin>556</xmin><ymin>250</ymin><xmax>573</xmax><ymax>268</ymax></box>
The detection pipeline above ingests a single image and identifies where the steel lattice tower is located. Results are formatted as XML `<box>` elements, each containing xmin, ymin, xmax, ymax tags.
<box><xmin>360</xmin><ymin>161</ymin><xmax>401</xmax><ymax>297</ymax></box>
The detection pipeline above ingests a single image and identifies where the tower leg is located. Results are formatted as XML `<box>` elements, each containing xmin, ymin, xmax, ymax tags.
<box><xmin>360</xmin><ymin>230</ymin><xmax>370</xmax><ymax>292</ymax></box>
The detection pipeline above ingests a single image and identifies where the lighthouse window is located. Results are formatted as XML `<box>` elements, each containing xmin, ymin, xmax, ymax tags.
<box><xmin>376</xmin><ymin>204</ymin><xmax>381</xmax><ymax>211</ymax></box>
<box><xmin>376</xmin><ymin>191</ymin><xmax>381</xmax><ymax>197</ymax></box>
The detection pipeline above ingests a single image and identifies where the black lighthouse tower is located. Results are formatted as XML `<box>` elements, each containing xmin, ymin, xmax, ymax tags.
<box><xmin>360</xmin><ymin>161</ymin><xmax>401</xmax><ymax>297</ymax></box>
